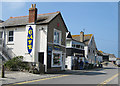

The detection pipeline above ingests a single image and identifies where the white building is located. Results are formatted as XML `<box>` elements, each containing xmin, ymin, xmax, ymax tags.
<box><xmin>66</xmin><ymin>32</ymin><xmax>85</xmax><ymax>70</ymax></box>
<box><xmin>72</xmin><ymin>31</ymin><xmax>97</xmax><ymax>65</ymax></box>
<box><xmin>0</xmin><ymin>4</ymin><xmax>68</xmax><ymax>73</ymax></box>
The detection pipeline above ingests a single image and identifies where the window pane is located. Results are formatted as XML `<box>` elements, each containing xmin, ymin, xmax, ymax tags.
<box><xmin>76</xmin><ymin>45</ymin><xmax>80</xmax><ymax>48</ymax></box>
<box><xmin>72</xmin><ymin>44</ymin><xmax>75</xmax><ymax>47</ymax></box>
<box><xmin>57</xmin><ymin>32</ymin><xmax>59</xmax><ymax>43</ymax></box>
<box><xmin>54</xmin><ymin>30</ymin><xmax>60</xmax><ymax>44</ymax></box>
<box><xmin>66</xmin><ymin>41</ymin><xmax>70</xmax><ymax>46</ymax></box>
<box><xmin>53</xmin><ymin>53</ymin><xmax>61</xmax><ymax>66</ymax></box>
<box><xmin>9</xmin><ymin>31</ymin><xmax>13</xmax><ymax>36</ymax></box>
<box><xmin>9</xmin><ymin>37</ymin><xmax>13</xmax><ymax>41</ymax></box>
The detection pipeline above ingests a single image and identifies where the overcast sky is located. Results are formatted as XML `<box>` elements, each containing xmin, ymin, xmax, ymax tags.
<box><xmin>1</xmin><ymin>2</ymin><xmax>118</xmax><ymax>57</ymax></box>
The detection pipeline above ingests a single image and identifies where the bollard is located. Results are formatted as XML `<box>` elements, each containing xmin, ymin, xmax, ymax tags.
<box><xmin>1</xmin><ymin>64</ymin><xmax>5</xmax><ymax>78</ymax></box>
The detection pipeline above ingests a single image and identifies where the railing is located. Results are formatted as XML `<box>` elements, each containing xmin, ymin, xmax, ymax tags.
<box><xmin>0</xmin><ymin>38</ymin><xmax>16</xmax><ymax>60</ymax></box>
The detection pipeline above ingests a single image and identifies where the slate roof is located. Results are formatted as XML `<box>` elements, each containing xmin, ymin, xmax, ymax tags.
<box><xmin>72</xmin><ymin>34</ymin><xmax>93</xmax><ymax>45</ymax></box>
<box><xmin>97</xmin><ymin>50</ymin><xmax>103</xmax><ymax>56</ymax></box>
<box><xmin>2</xmin><ymin>11</ymin><xmax>60</xmax><ymax>27</ymax></box>
<box><xmin>98</xmin><ymin>50</ymin><xmax>109</xmax><ymax>56</ymax></box>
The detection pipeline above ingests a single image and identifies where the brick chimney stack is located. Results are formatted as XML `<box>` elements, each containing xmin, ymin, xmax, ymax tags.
<box><xmin>29</xmin><ymin>4</ymin><xmax>37</xmax><ymax>23</ymax></box>
<box><xmin>80</xmin><ymin>31</ymin><xmax>84</xmax><ymax>42</ymax></box>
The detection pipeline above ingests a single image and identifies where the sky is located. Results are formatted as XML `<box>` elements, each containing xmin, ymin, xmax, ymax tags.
<box><xmin>1</xmin><ymin>2</ymin><xmax>118</xmax><ymax>57</ymax></box>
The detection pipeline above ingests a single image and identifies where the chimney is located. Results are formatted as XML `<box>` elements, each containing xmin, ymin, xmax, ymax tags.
<box><xmin>29</xmin><ymin>4</ymin><xmax>37</xmax><ymax>23</ymax></box>
<box><xmin>80</xmin><ymin>31</ymin><xmax>84</xmax><ymax>42</ymax></box>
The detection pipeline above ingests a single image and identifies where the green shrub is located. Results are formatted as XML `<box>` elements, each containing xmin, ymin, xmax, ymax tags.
<box><xmin>4</xmin><ymin>56</ymin><xmax>30</xmax><ymax>71</ymax></box>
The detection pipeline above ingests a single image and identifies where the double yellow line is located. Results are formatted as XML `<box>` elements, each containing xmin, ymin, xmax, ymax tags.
<box><xmin>97</xmin><ymin>72</ymin><xmax>119</xmax><ymax>86</ymax></box>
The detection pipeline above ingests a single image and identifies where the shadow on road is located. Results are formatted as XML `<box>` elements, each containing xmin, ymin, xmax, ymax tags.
<box><xmin>103</xmin><ymin>67</ymin><xmax>118</xmax><ymax>69</ymax></box>
<box><xmin>79</xmin><ymin>71</ymin><xmax>107</xmax><ymax>76</ymax></box>
<box><xmin>47</xmin><ymin>69</ymin><xmax>107</xmax><ymax>76</ymax></box>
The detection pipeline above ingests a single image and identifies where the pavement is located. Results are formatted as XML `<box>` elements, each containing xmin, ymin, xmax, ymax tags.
<box><xmin>0</xmin><ymin>71</ymin><xmax>63</xmax><ymax>85</ymax></box>
<box><xmin>0</xmin><ymin>62</ymin><xmax>119</xmax><ymax>86</ymax></box>
<box><xmin>0</xmin><ymin>68</ymin><xmax>85</xmax><ymax>85</ymax></box>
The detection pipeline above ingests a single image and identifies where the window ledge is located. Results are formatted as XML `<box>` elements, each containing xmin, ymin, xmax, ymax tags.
<box><xmin>7</xmin><ymin>42</ymin><xmax>14</xmax><ymax>45</ymax></box>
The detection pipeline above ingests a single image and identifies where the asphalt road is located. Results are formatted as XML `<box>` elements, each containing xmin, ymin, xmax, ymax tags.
<box><xmin>11</xmin><ymin>62</ymin><xmax>119</xmax><ymax>85</ymax></box>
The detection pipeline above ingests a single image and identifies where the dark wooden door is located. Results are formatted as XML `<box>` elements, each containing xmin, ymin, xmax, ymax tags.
<box><xmin>38</xmin><ymin>52</ymin><xmax>44</xmax><ymax>64</ymax></box>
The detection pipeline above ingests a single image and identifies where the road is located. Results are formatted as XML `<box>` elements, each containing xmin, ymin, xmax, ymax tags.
<box><xmin>7</xmin><ymin>62</ymin><xmax>119</xmax><ymax>86</ymax></box>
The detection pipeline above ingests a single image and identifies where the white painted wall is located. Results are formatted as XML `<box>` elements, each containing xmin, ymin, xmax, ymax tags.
<box><xmin>84</xmin><ymin>46</ymin><xmax>88</xmax><ymax>60</ymax></box>
<box><xmin>84</xmin><ymin>36</ymin><xmax>96</xmax><ymax>64</ymax></box>
<box><xmin>14</xmin><ymin>27</ymin><xmax>26</xmax><ymax>57</ymax></box>
<box><xmin>35</xmin><ymin>25</ymin><xmax>48</xmax><ymax>72</ymax></box>
<box><xmin>4</xmin><ymin>25</ymin><xmax>48</xmax><ymax>65</ymax></box>
<box><xmin>65</xmin><ymin>56</ymin><xmax>72</xmax><ymax>70</ymax></box>
<box><xmin>109</xmin><ymin>58</ymin><xmax>116</xmax><ymax>61</ymax></box>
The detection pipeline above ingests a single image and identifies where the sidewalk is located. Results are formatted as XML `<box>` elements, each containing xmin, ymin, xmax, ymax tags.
<box><xmin>0</xmin><ymin>71</ymin><xmax>62</xmax><ymax>85</ymax></box>
<box><xmin>0</xmin><ymin>69</ymin><xmax>85</xmax><ymax>85</ymax></box>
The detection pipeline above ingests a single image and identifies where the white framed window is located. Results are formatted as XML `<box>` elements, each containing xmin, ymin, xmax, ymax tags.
<box><xmin>66</xmin><ymin>41</ymin><xmax>71</xmax><ymax>47</ymax></box>
<box><xmin>54</xmin><ymin>29</ymin><xmax>61</xmax><ymax>45</ymax></box>
<box><xmin>8</xmin><ymin>30</ymin><xmax>14</xmax><ymax>42</ymax></box>
<box><xmin>52</xmin><ymin>51</ymin><xmax>62</xmax><ymax>67</ymax></box>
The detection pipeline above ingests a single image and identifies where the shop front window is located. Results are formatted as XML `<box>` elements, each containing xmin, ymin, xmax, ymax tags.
<box><xmin>53</xmin><ymin>53</ymin><xmax>61</xmax><ymax>66</ymax></box>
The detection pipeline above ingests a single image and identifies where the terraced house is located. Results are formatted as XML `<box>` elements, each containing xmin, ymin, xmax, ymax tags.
<box><xmin>65</xmin><ymin>32</ymin><xmax>85</xmax><ymax>70</ymax></box>
<box><xmin>72</xmin><ymin>31</ymin><xmax>97</xmax><ymax>66</ymax></box>
<box><xmin>0</xmin><ymin>4</ymin><xmax>68</xmax><ymax>73</ymax></box>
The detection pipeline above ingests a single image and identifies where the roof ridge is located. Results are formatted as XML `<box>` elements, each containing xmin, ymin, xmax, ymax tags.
<box><xmin>9</xmin><ymin>11</ymin><xmax>60</xmax><ymax>19</ymax></box>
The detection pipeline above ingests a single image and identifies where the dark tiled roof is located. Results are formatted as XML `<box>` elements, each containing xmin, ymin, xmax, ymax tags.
<box><xmin>72</xmin><ymin>34</ymin><xmax>93</xmax><ymax>45</ymax></box>
<box><xmin>99</xmin><ymin>50</ymin><xmax>109</xmax><ymax>56</ymax></box>
<box><xmin>97</xmin><ymin>50</ymin><xmax>103</xmax><ymax>56</ymax></box>
<box><xmin>2</xmin><ymin>11</ymin><xmax>60</xmax><ymax>27</ymax></box>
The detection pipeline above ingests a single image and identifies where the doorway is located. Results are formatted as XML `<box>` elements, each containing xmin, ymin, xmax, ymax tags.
<box><xmin>38</xmin><ymin>52</ymin><xmax>45</xmax><ymax>73</ymax></box>
<box><xmin>38</xmin><ymin>52</ymin><xmax>44</xmax><ymax>64</ymax></box>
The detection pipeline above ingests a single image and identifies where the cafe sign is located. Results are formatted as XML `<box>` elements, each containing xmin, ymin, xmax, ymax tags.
<box><xmin>27</xmin><ymin>26</ymin><xmax>33</xmax><ymax>54</ymax></box>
